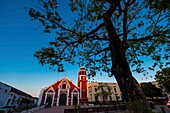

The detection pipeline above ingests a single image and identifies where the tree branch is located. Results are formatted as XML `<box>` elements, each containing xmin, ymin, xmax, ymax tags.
<box><xmin>127</xmin><ymin>35</ymin><xmax>158</xmax><ymax>42</ymax></box>
<box><xmin>88</xmin><ymin>35</ymin><xmax>109</xmax><ymax>41</ymax></box>
<box><xmin>105</xmin><ymin>0</ymin><xmax>121</xmax><ymax>18</ymax></box>
<box><xmin>86</xmin><ymin>22</ymin><xmax>105</xmax><ymax>36</ymax></box>
<box><xmin>122</xmin><ymin>3</ymin><xmax>128</xmax><ymax>45</ymax></box>
<box><xmin>49</xmin><ymin>19</ymin><xmax>79</xmax><ymax>35</ymax></box>
<box><xmin>60</xmin><ymin>40</ymin><xmax>79</xmax><ymax>54</ymax></box>
<box><xmin>157</xmin><ymin>14</ymin><xmax>170</xmax><ymax>23</ymax></box>
<box><xmin>94</xmin><ymin>46</ymin><xmax>110</xmax><ymax>56</ymax></box>
<box><xmin>127</xmin><ymin>3</ymin><xmax>145</xmax><ymax>29</ymax></box>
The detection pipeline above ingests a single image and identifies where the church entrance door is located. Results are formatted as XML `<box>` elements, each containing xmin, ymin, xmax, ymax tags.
<box><xmin>45</xmin><ymin>96</ymin><xmax>52</xmax><ymax>108</ymax></box>
<box><xmin>73</xmin><ymin>96</ymin><xmax>78</xmax><ymax>105</ymax></box>
<box><xmin>59</xmin><ymin>94</ymin><xmax>67</xmax><ymax>105</ymax></box>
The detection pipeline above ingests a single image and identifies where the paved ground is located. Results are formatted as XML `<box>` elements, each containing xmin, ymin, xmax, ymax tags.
<box><xmin>152</xmin><ymin>105</ymin><xmax>170</xmax><ymax>113</ymax></box>
<box><xmin>32</xmin><ymin>105</ymin><xmax>170</xmax><ymax>113</ymax></box>
<box><xmin>33</xmin><ymin>106</ymin><xmax>67</xmax><ymax>113</ymax></box>
<box><xmin>33</xmin><ymin>105</ymin><xmax>129</xmax><ymax>113</ymax></box>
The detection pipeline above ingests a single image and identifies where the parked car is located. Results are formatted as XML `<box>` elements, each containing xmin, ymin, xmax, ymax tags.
<box><xmin>0</xmin><ymin>106</ymin><xmax>15</xmax><ymax>113</ymax></box>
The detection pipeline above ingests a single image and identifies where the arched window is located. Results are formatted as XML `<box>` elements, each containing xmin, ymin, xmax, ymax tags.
<box><xmin>62</xmin><ymin>84</ymin><xmax>66</xmax><ymax>89</ymax></box>
<box><xmin>48</xmin><ymin>90</ymin><xmax>53</xmax><ymax>93</ymax></box>
<box><xmin>73</xmin><ymin>90</ymin><xmax>77</xmax><ymax>93</ymax></box>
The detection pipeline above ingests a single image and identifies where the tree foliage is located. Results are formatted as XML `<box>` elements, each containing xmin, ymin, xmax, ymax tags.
<box><xmin>146</xmin><ymin>0</ymin><xmax>170</xmax><ymax>11</ymax></box>
<box><xmin>28</xmin><ymin>0</ymin><xmax>170</xmax><ymax>77</ymax></box>
<box><xmin>95</xmin><ymin>83</ymin><xmax>112</xmax><ymax>103</ymax></box>
<box><xmin>155</xmin><ymin>67</ymin><xmax>170</xmax><ymax>93</ymax></box>
<box><xmin>140</xmin><ymin>82</ymin><xmax>164</xmax><ymax>98</ymax></box>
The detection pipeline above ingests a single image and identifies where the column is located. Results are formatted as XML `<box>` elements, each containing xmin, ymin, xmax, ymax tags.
<box><xmin>66</xmin><ymin>89</ymin><xmax>69</xmax><ymax>105</ymax></box>
<box><xmin>52</xmin><ymin>92</ymin><xmax>55</xmax><ymax>106</ymax></box>
<box><xmin>71</xmin><ymin>92</ymin><xmax>73</xmax><ymax>106</ymax></box>
<box><xmin>78</xmin><ymin>93</ymin><xmax>80</xmax><ymax>105</ymax></box>
<box><xmin>80</xmin><ymin>82</ymin><xmax>82</xmax><ymax>98</ymax></box>
<box><xmin>37</xmin><ymin>89</ymin><xmax>44</xmax><ymax>106</ymax></box>
<box><xmin>57</xmin><ymin>88</ymin><xmax>60</xmax><ymax>106</ymax></box>
<box><xmin>44</xmin><ymin>93</ymin><xmax>47</xmax><ymax>104</ymax></box>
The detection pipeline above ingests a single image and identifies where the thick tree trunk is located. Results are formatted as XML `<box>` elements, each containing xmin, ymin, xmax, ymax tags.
<box><xmin>103</xmin><ymin>15</ymin><xmax>150</xmax><ymax>113</ymax></box>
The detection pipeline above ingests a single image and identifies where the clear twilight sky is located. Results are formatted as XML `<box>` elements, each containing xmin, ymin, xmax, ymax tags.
<box><xmin>0</xmin><ymin>0</ymin><xmax>156</xmax><ymax>97</ymax></box>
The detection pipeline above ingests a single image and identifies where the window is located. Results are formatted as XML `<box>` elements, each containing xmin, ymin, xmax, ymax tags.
<box><xmin>62</xmin><ymin>84</ymin><xmax>66</xmax><ymax>89</ymax></box>
<box><xmin>11</xmin><ymin>98</ymin><xmax>15</xmax><ymax>105</ymax></box>
<box><xmin>48</xmin><ymin>90</ymin><xmax>53</xmax><ymax>93</ymax></box>
<box><xmin>114</xmin><ymin>88</ymin><xmax>117</xmax><ymax>93</ymax></box>
<box><xmin>109</xmin><ymin>96</ymin><xmax>112</xmax><ymax>101</ymax></box>
<box><xmin>17</xmin><ymin>98</ymin><xmax>20</xmax><ymax>104</ymax></box>
<box><xmin>95</xmin><ymin>88</ymin><xmax>98</xmax><ymax>92</ymax></box>
<box><xmin>6</xmin><ymin>99</ymin><xmax>11</xmax><ymax>105</ymax></box>
<box><xmin>95</xmin><ymin>96</ymin><xmax>98</xmax><ymax>101</ymax></box>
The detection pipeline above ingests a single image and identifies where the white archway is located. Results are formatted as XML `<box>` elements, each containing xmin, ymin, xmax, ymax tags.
<box><xmin>44</xmin><ymin>87</ymin><xmax>55</xmax><ymax>106</ymax></box>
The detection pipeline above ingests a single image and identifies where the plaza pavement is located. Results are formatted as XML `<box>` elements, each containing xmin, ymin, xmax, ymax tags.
<box><xmin>152</xmin><ymin>105</ymin><xmax>170</xmax><ymax>113</ymax></box>
<box><xmin>33</xmin><ymin>106</ymin><xmax>67</xmax><ymax>113</ymax></box>
<box><xmin>32</xmin><ymin>105</ymin><xmax>170</xmax><ymax>113</ymax></box>
<box><xmin>33</xmin><ymin>105</ymin><xmax>129</xmax><ymax>113</ymax></box>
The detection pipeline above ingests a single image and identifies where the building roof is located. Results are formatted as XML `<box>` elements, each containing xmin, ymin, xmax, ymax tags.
<box><xmin>44</xmin><ymin>76</ymin><xmax>80</xmax><ymax>93</ymax></box>
<box><xmin>11</xmin><ymin>87</ymin><xmax>32</xmax><ymax>98</ymax></box>
<box><xmin>0</xmin><ymin>81</ymin><xmax>33</xmax><ymax>98</ymax></box>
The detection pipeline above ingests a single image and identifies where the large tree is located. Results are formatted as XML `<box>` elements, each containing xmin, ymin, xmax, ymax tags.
<box><xmin>28</xmin><ymin>0</ymin><xmax>170</xmax><ymax>112</ymax></box>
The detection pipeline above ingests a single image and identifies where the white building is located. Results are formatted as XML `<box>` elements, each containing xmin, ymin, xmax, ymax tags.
<box><xmin>88</xmin><ymin>82</ymin><xmax>122</xmax><ymax>103</ymax></box>
<box><xmin>0</xmin><ymin>82</ymin><xmax>36</xmax><ymax>108</ymax></box>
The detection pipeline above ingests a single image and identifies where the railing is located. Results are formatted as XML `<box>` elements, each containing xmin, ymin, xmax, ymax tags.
<box><xmin>64</xmin><ymin>104</ymin><xmax>126</xmax><ymax>113</ymax></box>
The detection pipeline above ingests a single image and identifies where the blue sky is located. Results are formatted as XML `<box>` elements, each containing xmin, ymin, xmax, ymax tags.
<box><xmin>0</xmin><ymin>0</ymin><xmax>156</xmax><ymax>97</ymax></box>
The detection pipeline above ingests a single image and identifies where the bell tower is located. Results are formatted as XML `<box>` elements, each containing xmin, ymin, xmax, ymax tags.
<box><xmin>78</xmin><ymin>66</ymin><xmax>88</xmax><ymax>104</ymax></box>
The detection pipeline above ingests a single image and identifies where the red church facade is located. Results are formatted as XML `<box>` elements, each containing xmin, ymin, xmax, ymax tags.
<box><xmin>37</xmin><ymin>67</ymin><xmax>88</xmax><ymax>106</ymax></box>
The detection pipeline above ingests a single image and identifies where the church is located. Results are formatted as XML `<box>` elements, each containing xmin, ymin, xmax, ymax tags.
<box><xmin>37</xmin><ymin>67</ymin><xmax>88</xmax><ymax>106</ymax></box>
